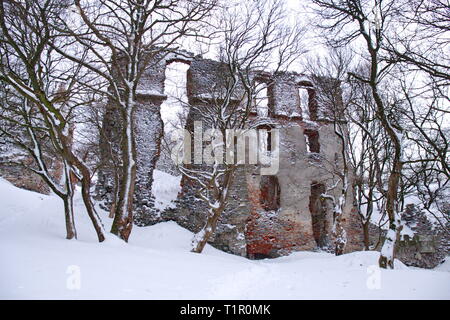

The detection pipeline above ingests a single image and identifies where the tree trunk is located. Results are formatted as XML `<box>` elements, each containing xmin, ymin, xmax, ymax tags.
<box><xmin>63</xmin><ymin>194</ymin><xmax>77</xmax><ymax>240</ymax></box>
<box><xmin>110</xmin><ymin>108</ymin><xmax>136</xmax><ymax>242</ymax></box>
<box><xmin>363</xmin><ymin>221</ymin><xmax>370</xmax><ymax>250</ymax></box>
<box><xmin>363</xmin><ymin>188</ymin><xmax>374</xmax><ymax>250</ymax></box>
<box><xmin>191</xmin><ymin>206</ymin><xmax>224</xmax><ymax>253</ymax></box>
<box><xmin>109</xmin><ymin>169</ymin><xmax>120</xmax><ymax>219</ymax></box>
<box><xmin>333</xmin><ymin>197</ymin><xmax>347</xmax><ymax>256</ymax></box>
<box><xmin>334</xmin><ymin>222</ymin><xmax>346</xmax><ymax>255</ymax></box>
<box><xmin>53</xmin><ymin>124</ymin><xmax>107</xmax><ymax>243</ymax></box>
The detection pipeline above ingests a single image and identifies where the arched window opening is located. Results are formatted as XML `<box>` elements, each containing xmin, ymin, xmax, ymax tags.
<box><xmin>254</xmin><ymin>81</ymin><xmax>269</xmax><ymax>117</ymax></box>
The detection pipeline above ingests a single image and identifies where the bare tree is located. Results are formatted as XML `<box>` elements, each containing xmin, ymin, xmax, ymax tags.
<box><xmin>0</xmin><ymin>85</ymin><xmax>78</xmax><ymax>239</ymax></box>
<box><xmin>398</xmin><ymin>76</ymin><xmax>450</xmax><ymax>233</ymax></box>
<box><xmin>310</xmin><ymin>0</ymin><xmax>410</xmax><ymax>268</ymax></box>
<box><xmin>176</xmin><ymin>0</ymin><xmax>305</xmax><ymax>253</ymax></box>
<box><xmin>0</xmin><ymin>0</ymin><xmax>106</xmax><ymax>242</ymax></box>
<box><xmin>52</xmin><ymin>0</ymin><xmax>216</xmax><ymax>241</ymax></box>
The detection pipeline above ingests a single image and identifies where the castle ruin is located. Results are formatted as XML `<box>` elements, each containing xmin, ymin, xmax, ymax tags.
<box><xmin>96</xmin><ymin>51</ymin><xmax>365</xmax><ymax>258</ymax></box>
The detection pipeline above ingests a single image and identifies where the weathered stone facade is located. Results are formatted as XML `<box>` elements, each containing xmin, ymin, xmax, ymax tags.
<box><xmin>96</xmin><ymin>51</ymin><xmax>366</xmax><ymax>258</ymax></box>
<box><xmin>162</xmin><ymin>55</ymin><xmax>364</xmax><ymax>258</ymax></box>
<box><xmin>369</xmin><ymin>204</ymin><xmax>449</xmax><ymax>268</ymax></box>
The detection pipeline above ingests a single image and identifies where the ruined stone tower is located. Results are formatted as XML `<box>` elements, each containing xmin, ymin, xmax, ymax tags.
<box><xmin>96</xmin><ymin>51</ymin><xmax>364</xmax><ymax>258</ymax></box>
<box><xmin>170</xmin><ymin>57</ymin><xmax>364</xmax><ymax>258</ymax></box>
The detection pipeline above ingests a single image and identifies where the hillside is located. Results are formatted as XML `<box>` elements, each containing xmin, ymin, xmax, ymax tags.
<box><xmin>0</xmin><ymin>178</ymin><xmax>449</xmax><ymax>300</ymax></box>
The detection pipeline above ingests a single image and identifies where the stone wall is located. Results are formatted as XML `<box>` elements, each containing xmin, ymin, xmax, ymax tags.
<box><xmin>0</xmin><ymin>140</ymin><xmax>62</xmax><ymax>195</ymax></box>
<box><xmin>369</xmin><ymin>204</ymin><xmax>448</xmax><ymax>268</ymax></box>
<box><xmin>169</xmin><ymin>56</ymin><xmax>364</xmax><ymax>258</ymax></box>
<box><xmin>95</xmin><ymin>51</ymin><xmax>193</xmax><ymax>225</ymax></box>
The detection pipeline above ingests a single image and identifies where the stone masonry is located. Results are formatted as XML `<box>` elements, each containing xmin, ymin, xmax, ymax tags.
<box><xmin>170</xmin><ymin>58</ymin><xmax>364</xmax><ymax>258</ymax></box>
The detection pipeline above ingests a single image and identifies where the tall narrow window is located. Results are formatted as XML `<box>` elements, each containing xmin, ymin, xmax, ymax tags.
<box><xmin>255</xmin><ymin>82</ymin><xmax>269</xmax><ymax>117</ymax></box>
<box><xmin>309</xmin><ymin>182</ymin><xmax>329</xmax><ymax>248</ymax></box>
<box><xmin>260</xmin><ymin>175</ymin><xmax>281</xmax><ymax>211</ymax></box>
<box><xmin>304</xmin><ymin>129</ymin><xmax>320</xmax><ymax>153</ymax></box>
<box><xmin>298</xmin><ymin>87</ymin><xmax>310</xmax><ymax>120</ymax></box>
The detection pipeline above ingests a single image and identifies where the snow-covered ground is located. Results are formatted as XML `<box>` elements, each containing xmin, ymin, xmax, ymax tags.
<box><xmin>0</xmin><ymin>177</ymin><xmax>449</xmax><ymax>300</ymax></box>
<box><xmin>151</xmin><ymin>170</ymin><xmax>181</xmax><ymax>212</ymax></box>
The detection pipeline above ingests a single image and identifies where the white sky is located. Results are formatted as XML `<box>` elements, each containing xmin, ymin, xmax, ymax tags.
<box><xmin>160</xmin><ymin>62</ymin><xmax>190</xmax><ymax>134</ymax></box>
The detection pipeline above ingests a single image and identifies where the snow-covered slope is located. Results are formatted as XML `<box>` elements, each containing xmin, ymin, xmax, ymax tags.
<box><xmin>151</xmin><ymin>169</ymin><xmax>181</xmax><ymax>211</ymax></box>
<box><xmin>0</xmin><ymin>177</ymin><xmax>449</xmax><ymax>299</ymax></box>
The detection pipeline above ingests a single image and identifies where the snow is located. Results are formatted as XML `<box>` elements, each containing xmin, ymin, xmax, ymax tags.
<box><xmin>135</xmin><ymin>89</ymin><xmax>167</xmax><ymax>98</ymax></box>
<box><xmin>0</xmin><ymin>177</ymin><xmax>449</xmax><ymax>299</ymax></box>
<box><xmin>435</xmin><ymin>258</ymin><xmax>450</xmax><ymax>273</ymax></box>
<box><xmin>400</xmin><ymin>224</ymin><xmax>415</xmax><ymax>239</ymax></box>
<box><xmin>151</xmin><ymin>169</ymin><xmax>181</xmax><ymax>211</ymax></box>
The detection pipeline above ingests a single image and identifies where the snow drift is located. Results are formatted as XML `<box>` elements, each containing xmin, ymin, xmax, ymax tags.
<box><xmin>0</xmin><ymin>177</ymin><xmax>448</xmax><ymax>299</ymax></box>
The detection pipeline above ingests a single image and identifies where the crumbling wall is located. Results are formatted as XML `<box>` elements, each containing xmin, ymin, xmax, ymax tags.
<box><xmin>96</xmin><ymin>50</ymin><xmax>198</xmax><ymax>225</ymax></box>
<box><xmin>170</xmin><ymin>57</ymin><xmax>249</xmax><ymax>256</ymax></box>
<box><xmin>96</xmin><ymin>51</ymin><xmax>364</xmax><ymax>258</ymax></box>
<box><xmin>169</xmin><ymin>57</ymin><xmax>363</xmax><ymax>258</ymax></box>
<box><xmin>96</xmin><ymin>54</ymin><xmax>177</xmax><ymax>225</ymax></box>
<box><xmin>0</xmin><ymin>136</ymin><xmax>63</xmax><ymax>195</ymax></box>
<box><xmin>369</xmin><ymin>204</ymin><xmax>448</xmax><ymax>268</ymax></box>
